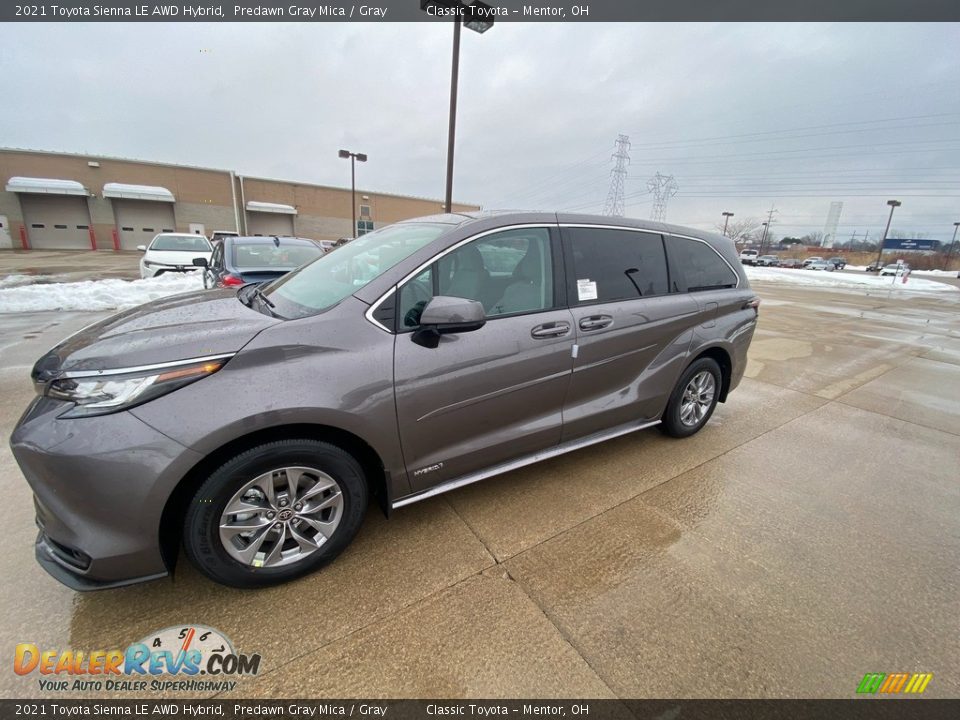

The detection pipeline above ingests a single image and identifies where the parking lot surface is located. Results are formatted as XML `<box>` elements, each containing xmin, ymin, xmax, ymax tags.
<box><xmin>0</xmin><ymin>271</ymin><xmax>958</xmax><ymax>699</ymax></box>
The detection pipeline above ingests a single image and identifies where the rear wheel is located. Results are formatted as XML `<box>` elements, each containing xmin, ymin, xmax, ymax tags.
<box><xmin>183</xmin><ymin>439</ymin><xmax>367</xmax><ymax>588</ymax></box>
<box><xmin>660</xmin><ymin>357</ymin><xmax>722</xmax><ymax>438</ymax></box>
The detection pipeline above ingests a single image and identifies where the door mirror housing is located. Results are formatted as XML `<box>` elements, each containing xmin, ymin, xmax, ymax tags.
<box><xmin>136</xmin><ymin>245</ymin><xmax>147</xmax><ymax>252</ymax></box>
<box><xmin>192</xmin><ymin>257</ymin><xmax>208</xmax><ymax>267</ymax></box>
<box><xmin>412</xmin><ymin>296</ymin><xmax>486</xmax><ymax>349</ymax></box>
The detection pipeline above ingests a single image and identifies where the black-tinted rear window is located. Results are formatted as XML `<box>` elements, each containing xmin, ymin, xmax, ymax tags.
<box><xmin>667</xmin><ymin>236</ymin><xmax>738</xmax><ymax>292</ymax></box>
<box><xmin>567</xmin><ymin>228</ymin><xmax>669</xmax><ymax>303</ymax></box>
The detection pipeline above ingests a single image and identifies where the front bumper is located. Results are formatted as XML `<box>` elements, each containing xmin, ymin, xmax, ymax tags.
<box><xmin>141</xmin><ymin>262</ymin><xmax>202</xmax><ymax>278</ymax></box>
<box><xmin>11</xmin><ymin>396</ymin><xmax>204</xmax><ymax>590</ymax></box>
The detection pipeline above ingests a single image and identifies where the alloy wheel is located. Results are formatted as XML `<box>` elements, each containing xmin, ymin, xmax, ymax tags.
<box><xmin>679</xmin><ymin>370</ymin><xmax>716</xmax><ymax>427</ymax></box>
<box><xmin>219</xmin><ymin>466</ymin><xmax>343</xmax><ymax>568</ymax></box>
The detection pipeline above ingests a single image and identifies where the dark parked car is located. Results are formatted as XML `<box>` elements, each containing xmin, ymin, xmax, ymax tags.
<box><xmin>197</xmin><ymin>235</ymin><xmax>325</xmax><ymax>288</ymax></box>
<box><xmin>12</xmin><ymin>212</ymin><xmax>758</xmax><ymax>590</ymax></box>
<box><xmin>780</xmin><ymin>258</ymin><xmax>803</xmax><ymax>268</ymax></box>
<box><xmin>828</xmin><ymin>256</ymin><xmax>846</xmax><ymax>269</ymax></box>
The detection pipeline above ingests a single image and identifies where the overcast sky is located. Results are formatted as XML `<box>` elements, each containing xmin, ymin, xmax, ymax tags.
<box><xmin>1</xmin><ymin>22</ymin><xmax>958</xmax><ymax>241</ymax></box>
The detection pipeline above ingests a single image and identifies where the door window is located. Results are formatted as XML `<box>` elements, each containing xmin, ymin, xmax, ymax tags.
<box><xmin>398</xmin><ymin>228</ymin><xmax>554</xmax><ymax>329</ymax></box>
<box><xmin>666</xmin><ymin>236</ymin><xmax>738</xmax><ymax>292</ymax></box>
<box><xmin>567</xmin><ymin>228</ymin><xmax>669</xmax><ymax>303</ymax></box>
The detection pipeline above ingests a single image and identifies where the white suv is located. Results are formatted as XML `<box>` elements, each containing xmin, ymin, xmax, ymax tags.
<box><xmin>739</xmin><ymin>249</ymin><xmax>759</xmax><ymax>265</ymax></box>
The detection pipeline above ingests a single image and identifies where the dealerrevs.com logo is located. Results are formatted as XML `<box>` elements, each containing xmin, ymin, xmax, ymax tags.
<box><xmin>14</xmin><ymin>625</ymin><xmax>261</xmax><ymax>693</ymax></box>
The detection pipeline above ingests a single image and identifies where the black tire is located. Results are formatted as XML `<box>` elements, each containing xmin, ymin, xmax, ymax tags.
<box><xmin>659</xmin><ymin>357</ymin><xmax>722</xmax><ymax>438</ymax></box>
<box><xmin>183</xmin><ymin>439</ymin><xmax>368</xmax><ymax>588</ymax></box>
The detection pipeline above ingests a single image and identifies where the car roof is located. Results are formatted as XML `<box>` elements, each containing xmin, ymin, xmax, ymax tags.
<box><xmin>395</xmin><ymin>210</ymin><xmax>728</xmax><ymax>245</ymax></box>
<box><xmin>226</xmin><ymin>235</ymin><xmax>319</xmax><ymax>246</ymax></box>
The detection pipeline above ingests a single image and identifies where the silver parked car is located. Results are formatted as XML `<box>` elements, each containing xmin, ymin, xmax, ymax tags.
<box><xmin>11</xmin><ymin>212</ymin><xmax>758</xmax><ymax>590</ymax></box>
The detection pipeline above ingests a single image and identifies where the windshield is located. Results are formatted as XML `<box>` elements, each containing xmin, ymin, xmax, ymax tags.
<box><xmin>262</xmin><ymin>222</ymin><xmax>449</xmax><ymax>318</ymax></box>
<box><xmin>233</xmin><ymin>242</ymin><xmax>322</xmax><ymax>269</ymax></box>
<box><xmin>150</xmin><ymin>235</ymin><xmax>211</xmax><ymax>252</ymax></box>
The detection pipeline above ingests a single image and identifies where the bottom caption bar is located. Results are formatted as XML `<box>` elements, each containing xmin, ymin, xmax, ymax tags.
<box><xmin>3</xmin><ymin>699</ymin><xmax>959</xmax><ymax>719</ymax></box>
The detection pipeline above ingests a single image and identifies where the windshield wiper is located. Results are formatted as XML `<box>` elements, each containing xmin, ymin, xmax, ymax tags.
<box><xmin>253</xmin><ymin>285</ymin><xmax>275</xmax><ymax>309</ymax></box>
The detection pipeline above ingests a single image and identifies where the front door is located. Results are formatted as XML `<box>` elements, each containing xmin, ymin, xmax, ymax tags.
<box><xmin>393</xmin><ymin>226</ymin><xmax>575</xmax><ymax>492</ymax></box>
<box><xmin>560</xmin><ymin>225</ymin><xmax>699</xmax><ymax>441</ymax></box>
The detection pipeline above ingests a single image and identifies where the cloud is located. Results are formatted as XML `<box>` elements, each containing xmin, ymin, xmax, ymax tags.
<box><xmin>1</xmin><ymin>21</ymin><xmax>958</xmax><ymax>240</ymax></box>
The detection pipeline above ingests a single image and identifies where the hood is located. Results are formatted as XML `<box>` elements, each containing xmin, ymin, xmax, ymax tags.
<box><xmin>33</xmin><ymin>289</ymin><xmax>280</xmax><ymax>378</ymax></box>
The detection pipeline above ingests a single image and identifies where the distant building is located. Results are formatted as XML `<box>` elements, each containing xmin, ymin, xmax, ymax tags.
<box><xmin>0</xmin><ymin>148</ymin><xmax>478</xmax><ymax>251</ymax></box>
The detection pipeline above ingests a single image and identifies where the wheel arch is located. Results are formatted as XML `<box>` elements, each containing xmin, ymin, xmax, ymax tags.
<box><xmin>158</xmin><ymin>423</ymin><xmax>389</xmax><ymax>574</ymax></box>
<box><xmin>689</xmin><ymin>345</ymin><xmax>733</xmax><ymax>403</ymax></box>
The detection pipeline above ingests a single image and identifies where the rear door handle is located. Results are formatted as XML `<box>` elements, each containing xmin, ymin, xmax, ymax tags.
<box><xmin>531</xmin><ymin>322</ymin><xmax>571</xmax><ymax>339</ymax></box>
<box><xmin>579</xmin><ymin>315</ymin><xmax>613</xmax><ymax>331</ymax></box>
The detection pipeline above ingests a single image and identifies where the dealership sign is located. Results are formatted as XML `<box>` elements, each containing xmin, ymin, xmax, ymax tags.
<box><xmin>882</xmin><ymin>238</ymin><xmax>943</xmax><ymax>251</ymax></box>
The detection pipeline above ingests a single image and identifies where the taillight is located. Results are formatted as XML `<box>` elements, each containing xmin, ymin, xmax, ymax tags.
<box><xmin>743</xmin><ymin>297</ymin><xmax>761</xmax><ymax>312</ymax></box>
<box><xmin>219</xmin><ymin>274</ymin><xmax>244</xmax><ymax>287</ymax></box>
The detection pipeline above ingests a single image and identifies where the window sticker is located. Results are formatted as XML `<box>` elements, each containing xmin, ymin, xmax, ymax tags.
<box><xmin>577</xmin><ymin>278</ymin><xmax>598</xmax><ymax>301</ymax></box>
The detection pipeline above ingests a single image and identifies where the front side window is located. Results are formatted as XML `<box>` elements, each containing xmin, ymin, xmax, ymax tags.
<box><xmin>567</xmin><ymin>228</ymin><xmax>668</xmax><ymax>303</ymax></box>
<box><xmin>667</xmin><ymin>236</ymin><xmax>738</xmax><ymax>292</ymax></box>
<box><xmin>264</xmin><ymin>222</ymin><xmax>449</xmax><ymax>319</ymax></box>
<box><xmin>398</xmin><ymin>227</ymin><xmax>554</xmax><ymax>329</ymax></box>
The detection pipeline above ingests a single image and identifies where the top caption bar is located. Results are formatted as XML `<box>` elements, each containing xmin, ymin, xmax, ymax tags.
<box><xmin>4</xmin><ymin>0</ymin><xmax>960</xmax><ymax>22</ymax></box>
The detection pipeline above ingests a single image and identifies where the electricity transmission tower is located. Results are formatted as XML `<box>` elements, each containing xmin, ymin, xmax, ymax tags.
<box><xmin>647</xmin><ymin>172</ymin><xmax>678</xmax><ymax>222</ymax></box>
<box><xmin>602</xmin><ymin>134</ymin><xmax>630</xmax><ymax>217</ymax></box>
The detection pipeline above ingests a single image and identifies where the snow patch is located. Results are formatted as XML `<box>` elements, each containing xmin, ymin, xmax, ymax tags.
<box><xmin>744</xmin><ymin>266</ymin><xmax>958</xmax><ymax>293</ymax></box>
<box><xmin>0</xmin><ymin>273</ymin><xmax>204</xmax><ymax>313</ymax></box>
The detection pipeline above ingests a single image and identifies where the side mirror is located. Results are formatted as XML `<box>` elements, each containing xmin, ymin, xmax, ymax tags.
<box><xmin>136</xmin><ymin>245</ymin><xmax>147</xmax><ymax>252</ymax></box>
<box><xmin>412</xmin><ymin>296</ymin><xmax>486</xmax><ymax>349</ymax></box>
<box><xmin>192</xmin><ymin>257</ymin><xmax>209</xmax><ymax>267</ymax></box>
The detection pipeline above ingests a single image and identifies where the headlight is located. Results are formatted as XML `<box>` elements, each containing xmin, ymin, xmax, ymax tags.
<box><xmin>46</xmin><ymin>357</ymin><xmax>230</xmax><ymax>418</ymax></box>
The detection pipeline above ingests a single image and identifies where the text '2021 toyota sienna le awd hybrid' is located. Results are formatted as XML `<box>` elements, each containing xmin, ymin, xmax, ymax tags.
<box><xmin>11</xmin><ymin>212</ymin><xmax>758</xmax><ymax>590</ymax></box>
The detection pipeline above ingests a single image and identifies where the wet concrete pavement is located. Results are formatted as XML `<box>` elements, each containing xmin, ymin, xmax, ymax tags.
<box><xmin>0</xmin><ymin>280</ymin><xmax>957</xmax><ymax>699</ymax></box>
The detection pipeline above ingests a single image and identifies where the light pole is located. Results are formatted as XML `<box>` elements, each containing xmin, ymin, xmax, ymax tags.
<box><xmin>872</xmin><ymin>199</ymin><xmax>901</xmax><ymax>270</ymax></box>
<box><xmin>759</xmin><ymin>221</ymin><xmax>769</xmax><ymax>254</ymax></box>
<box><xmin>420</xmin><ymin>1</ymin><xmax>495</xmax><ymax>213</ymax></box>
<box><xmin>945</xmin><ymin>221</ymin><xmax>960</xmax><ymax>270</ymax></box>
<box><xmin>338</xmin><ymin>149</ymin><xmax>367</xmax><ymax>238</ymax></box>
<box><xmin>722</xmin><ymin>211</ymin><xmax>734</xmax><ymax>237</ymax></box>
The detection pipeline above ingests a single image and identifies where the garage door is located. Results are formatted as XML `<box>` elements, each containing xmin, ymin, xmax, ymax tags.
<box><xmin>20</xmin><ymin>195</ymin><xmax>92</xmax><ymax>250</ymax></box>
<box><xmin>247</xmin><ymin>211</ymin><xmax>294</xmax><ymax>236</ymax></box>
<box><xmin>113</xmin><ymin>200</ymin><xmax>176</xmax><ymax>250</ymax></box>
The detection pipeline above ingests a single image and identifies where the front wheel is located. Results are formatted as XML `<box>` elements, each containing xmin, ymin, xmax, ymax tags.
<box><xmin>183</xmin><ymin>439</ymin><xmax>368</xmax><ymax>588</ymax></box>
<box><xmin>659</xmin><ymin>357</ymin><xmax>722</xmax><ymax>438</ymax></box>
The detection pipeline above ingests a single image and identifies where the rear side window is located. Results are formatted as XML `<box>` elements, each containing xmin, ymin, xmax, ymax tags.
<box><xmin>667</xmin><ymin>236</ymin><xmax>738</xmax><ymax>292</ymax></box>
<box><xmin>566</xmin><ymin>228</ymin><xmax>668</xmax><ymax>303</ymax></box>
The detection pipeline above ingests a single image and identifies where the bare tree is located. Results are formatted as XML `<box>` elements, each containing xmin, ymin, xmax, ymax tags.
<box><xmin>715</xmin><ymin>217</ymin><xmax>761</xmax><ymax>244</ymax></box>
<box><xmin>802</xmin><ymin>231</ymin><xmax>825</xmax><ymax>246</ymax></box>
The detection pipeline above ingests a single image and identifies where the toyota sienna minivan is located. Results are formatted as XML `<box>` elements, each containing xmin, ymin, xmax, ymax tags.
<box><xmin>11</xmin><ymin>212</ymin><xmax>758</xmax><ymax>590</ymax></box>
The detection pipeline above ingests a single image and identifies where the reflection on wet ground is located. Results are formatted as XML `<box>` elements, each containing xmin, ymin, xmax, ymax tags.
<box><xmin>0</xmin><ymin>282</ymin><xmax>957</xmax><ymax>698</ymax></box>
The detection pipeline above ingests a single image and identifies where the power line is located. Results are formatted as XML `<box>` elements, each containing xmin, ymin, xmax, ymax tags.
<box><xmin>626</xmin><ymin>113</ymin><xmax>960</xmax><ymax>149</ymax></box>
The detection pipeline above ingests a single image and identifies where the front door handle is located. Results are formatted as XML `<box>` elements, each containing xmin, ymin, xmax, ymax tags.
<box><xmin>579</xmin><ymin>315</ymin><xmax>613</xmax><ymax>331</ymax></box>
<box><xmin>531</xmin><ymin>322</ymin><xmax>570</xmax><ymax>339</ymax></box>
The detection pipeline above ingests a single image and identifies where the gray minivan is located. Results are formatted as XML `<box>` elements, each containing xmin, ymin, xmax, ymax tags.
<box><xmin>11</xmin><ymin>212</ymin><xmax>758</xmax><ymax>590</ymax></box>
